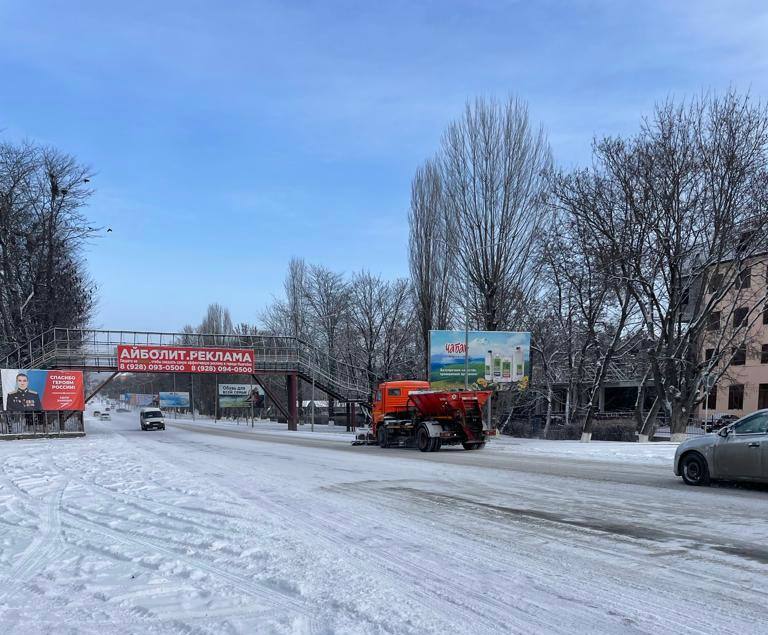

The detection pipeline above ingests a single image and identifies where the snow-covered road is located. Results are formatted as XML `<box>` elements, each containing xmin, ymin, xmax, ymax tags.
<box><xmin>1</xmin><ymin>409</ymin><xmax>767</xmax><ymax>634</ymax></box>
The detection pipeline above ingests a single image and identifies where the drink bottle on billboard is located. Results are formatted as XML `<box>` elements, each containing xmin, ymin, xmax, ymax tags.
<box><xmin>493</xmin><ymin>354</ymin><xmax>502</xmax><ymax>380</ymax></box>
<box><xmin>485</xmin><ymin>352</ymin><xmax>492</xmax><ymax>381</ymax></box>
<box><xmin>502</xmin><ymin>357</ymin><xmax>511</xmax><ymax>380</ymax></box>
<box><xmin>513</xmin><ymin>346</ymin><xmax>524</xmax><ymax>380</ymax></box>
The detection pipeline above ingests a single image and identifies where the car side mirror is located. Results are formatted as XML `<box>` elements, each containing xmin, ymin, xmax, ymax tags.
<box><xmin>718</xmin><ymin>427</ymin><xmax>730</xmax><ymax>438</ymax></box>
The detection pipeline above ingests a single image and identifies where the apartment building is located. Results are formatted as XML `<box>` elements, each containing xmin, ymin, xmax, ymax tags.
<box><xmin>701</xmin><ymin>254</ymin><xmax>768</xmax><ymax>418</ymax></box>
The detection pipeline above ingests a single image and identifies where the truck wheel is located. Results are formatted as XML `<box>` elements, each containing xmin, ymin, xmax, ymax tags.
<box><xmin>430</xmin><ymin>438</ymin><xmax>442</xmax><ymax>452</ymax></box>
<box><xmin>378</xmin><ymin>426</ymin><xmax>389</xmax><ymax>448</ymax></box>
<box><xmin>462</xmin><ymin>442</ymin><xmax>483</xmax><ymax>450</ymax></box>
<box><xmin>417</xmin><ymin>426</ymin><xmax>431</xmax><ymax>452</ymax></box>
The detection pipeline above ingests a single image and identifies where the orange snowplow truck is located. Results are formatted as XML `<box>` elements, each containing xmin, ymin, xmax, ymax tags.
<box><xmin>367</xmin><ymin>380</ymin><xmax>494</xmax><ymax>452</ymax></box>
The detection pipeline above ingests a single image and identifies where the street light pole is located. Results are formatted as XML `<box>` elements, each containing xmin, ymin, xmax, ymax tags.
<box><xmin>311</xmin><ymin>371</ymin><xmax>315</xmax><ymax>433</ymax></box>
<box><xmin>464</xmin><ymin>310</ymin><xmax>469</xmax><ymax>390</ymax></box>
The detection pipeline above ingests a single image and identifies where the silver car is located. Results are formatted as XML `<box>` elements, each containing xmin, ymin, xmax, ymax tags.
<box><xmin>675</xmin><ymin>409</ymin><xmax>768</xmax><ymax>485</ymax></box>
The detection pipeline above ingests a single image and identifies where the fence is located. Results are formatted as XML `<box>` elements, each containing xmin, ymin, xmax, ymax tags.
<box><xmin>1</xmin><ymin>412</ymin><xmax>84</xmax><ymax>437</ymax></box>
<box><xmin>499</xmin><ymin>410</ymin><xmax>708</xmax><ymax>441</ymax></box>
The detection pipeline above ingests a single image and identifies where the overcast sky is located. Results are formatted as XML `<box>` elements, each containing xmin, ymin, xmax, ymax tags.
<box><xmin>1</xmin><ymin>1</ymin><xmax>766</xmax><ymax>332</ymax></box>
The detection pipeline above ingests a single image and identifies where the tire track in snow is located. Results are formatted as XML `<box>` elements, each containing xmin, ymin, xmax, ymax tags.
<box><xmin>62</xmin><ymin>509</ymin><xmax>311</xmax><ymax>617</ymax></box>
<box><xmin>0</xmin><ymin>480</ymin><xmax>66</xmax><ymax>607</ymax></box>
<box><xmin>335</xmin><ymin>481</ymin><xmax>767</xmax><ymax>634</ymax></box>
<box><xmin>42</xmin><ymin>443</ymin><xmax>322</xmax><ymax>633</ymax></box>
<box><xmin>161</xmin><ymin>449</ymin><xmax>526</xmax><ymax>634</ymax></box>
<box><xmin>252</xmin><ymin>486</ymin><xmax>586</xmax><ymax>634</ymax></box>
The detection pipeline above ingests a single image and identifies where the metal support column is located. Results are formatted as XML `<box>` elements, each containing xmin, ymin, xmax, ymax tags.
<box><xmin>287</xmin><ymin>373</ymin><xmax>298</xmax><ymax>431</ymax></box>
<box><xmin>253</xmin><ymin>374</ymin><xmax>290</xmax><ymax>422</ymax></box>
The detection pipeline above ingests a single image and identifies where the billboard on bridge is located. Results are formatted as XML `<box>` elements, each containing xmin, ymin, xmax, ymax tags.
<box><xmin>117</xmin><ymin>345</ymin><xmax>255</xmax><ymax>374</ymax></box>
<box><xmin>1</xmin><ymin>369</ymin><xmax>85</xmax><ymax>411</ymax></box>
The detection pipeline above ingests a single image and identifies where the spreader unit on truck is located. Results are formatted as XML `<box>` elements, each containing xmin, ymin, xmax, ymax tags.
<box><xmin>355</xmin><ymin>380</ymin><xmax>495</xmax><ymax>451</ymax></box>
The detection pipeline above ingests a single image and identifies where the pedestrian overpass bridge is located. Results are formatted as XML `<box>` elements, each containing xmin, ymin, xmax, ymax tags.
<box><xmin>0</xmin><ymin>328</ymin><xmax>371</xmax><ymax>428</ymax></box>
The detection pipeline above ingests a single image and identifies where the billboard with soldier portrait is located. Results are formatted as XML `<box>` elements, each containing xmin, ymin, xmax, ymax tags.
<box><xmin>1</xmin><ymin>369</ymin><xmax>85</xmax><ymax>411</ymax></box>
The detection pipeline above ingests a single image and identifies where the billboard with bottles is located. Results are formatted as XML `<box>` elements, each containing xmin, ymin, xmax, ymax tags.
<box><xmin>429</xmin><ymin>330</ymin><xmax>531</xmax><ymax>391</ymax></box>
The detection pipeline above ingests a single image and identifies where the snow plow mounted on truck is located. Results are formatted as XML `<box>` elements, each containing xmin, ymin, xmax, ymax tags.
<box><xmin>354</xmin><ymin>380</ymin><xmax>495</xmax><ymax>451</ymax></box>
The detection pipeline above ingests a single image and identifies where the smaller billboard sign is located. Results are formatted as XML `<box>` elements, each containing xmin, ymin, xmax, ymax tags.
<box><xmin>158</xmin><ymin>391</ymin><xmax>190</xmax><ymax>408</ymax></box>
<box><xmin>218</xmin><ymin>383</ymin><xmax>265</xmax><ymax>408</ymax></box>
<box><xmin>1</xmin><ymin>369</ymin><xmax>85</xmax><ymax>411</ymax></box>
<box><xmin>126</xmin><ymin>393</ymin><xmax>154</xmax><ymax>407</ymax></box>
<box><xmin>117</xmin><ymin>345</ymin><xmax>255</xmax><ymax>374</ymax></box>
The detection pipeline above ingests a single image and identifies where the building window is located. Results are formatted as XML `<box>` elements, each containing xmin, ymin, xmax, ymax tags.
<box><xmin>733</xmin><ymin>307</ymin><xmax>748</xmax><ymax>328</ymax></box>
<box><xmin>728</xmin><ymin>384</ymin><xmax>745</xmax><ymax>410</ymax></box>
<box><xmin>705</xmin><ymin>348</ymin><xmax>715</xmax><ymax>362</ymax></box>
<box><xmin>708</xmin><ymin>273</ymin><xmax>723</xmax><ymax>293</ymax></box>
<box><xmin>708</xmin><ymin>311</ymin><xmax>721</xmax><ymax>331</ymax></box>
<box><xmin>760</xmin><ymin>384</ymin><xmax>768</xmax><ymax>410</ymax></box>
<box><xmin>732</xmin><ymin>346</ymin><xmax>746</xmax><ymax>366</ymax></box>
<box><xmin>736</xmin><ymin>266</ymin><xmax>752</xmax><ymax>289</ymax></box>
<box><xmin>707</xmin><ymin>386</ymin><xmax>717</xmax><ymax>410</ymax></box>
<box><xmin>762</xmin><ymin>344</ymin><xmax>768</xmax><ymax>364</ymax></box>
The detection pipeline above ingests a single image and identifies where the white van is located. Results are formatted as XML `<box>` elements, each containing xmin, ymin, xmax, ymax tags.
<box><xmin>139</xmin><ymin>407</ymin><xmax>166</xmax><ymax>431</ymax></box>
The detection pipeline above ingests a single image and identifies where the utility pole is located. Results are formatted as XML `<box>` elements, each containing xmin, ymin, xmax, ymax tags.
<box><xmin>190</xmin><ymin>373</ymin><xmax>195</xmax><ymax>421</ymax></box>
<box><xmin>215</xmin><ymin>374</ymin><xmax>219</xmax><ymax>421</ymax></box>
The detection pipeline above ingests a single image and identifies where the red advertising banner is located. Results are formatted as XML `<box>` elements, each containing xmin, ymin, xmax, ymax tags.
<box><xmin>1</xmin><ymin>369</ymin><xmax>84</xmax><ymax>411</ymax></box>
<box><xmin>43</xmin><ymin>371</ymin><xmax>85</xmax><ymax>410</ymax></box>
<box><xmin>117</xmin><ymin>345</ymin><xmax>255</xmax><ymax>374</ymax></box>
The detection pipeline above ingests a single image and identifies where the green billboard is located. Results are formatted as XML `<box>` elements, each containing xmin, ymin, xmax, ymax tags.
<box><xmin>429</xmin><ymin>330</ymin><xmax>531</xmax><ymax>390</ymax></box>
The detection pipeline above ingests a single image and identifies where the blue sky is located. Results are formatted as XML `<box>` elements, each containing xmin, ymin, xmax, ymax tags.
<box><xmin>1</xmin><ymin>1</ymin><xmax>766</xmax><ymax>332</ymax></box>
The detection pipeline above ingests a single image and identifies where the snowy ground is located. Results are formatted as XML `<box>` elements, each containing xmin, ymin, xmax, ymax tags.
<box><xmin>1</xmin><ymin>407</ymin><xmax>767</xmax><ymax>634</ymax></box>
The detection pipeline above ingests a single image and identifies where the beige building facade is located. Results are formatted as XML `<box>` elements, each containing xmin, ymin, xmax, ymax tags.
<box><xmin>700</xmin><ymin>254</ymin><xmax>768</xmax><ymax>419</ymax></box>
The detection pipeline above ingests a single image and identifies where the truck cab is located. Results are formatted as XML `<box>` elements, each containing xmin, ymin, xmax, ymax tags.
<box><xmin>372</xmin><ymin>380</ymin><xmax>430</xmax><ymax>425</ymax></box>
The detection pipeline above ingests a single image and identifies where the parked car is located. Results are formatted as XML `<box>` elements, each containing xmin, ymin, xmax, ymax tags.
<box><xmin>100</xmin><ymin>412</ymin><xmax>111</xmax><ymax>421</ymax></box>
<box><xmin>139</xmin><ymin>407</ymin><xmax>166</xmax><ymax>431</ymax></box>
<box><xmin>675</xmin><ymin>410</ymin><xmax>768</xmax><ymax>485</ymax></box>
<box><xmin>93</xmin><ymin>410</ymin><xmax>101</xmax><ymax>417</ymax></box>
<box><xmin>701</xmin><ymin>414</ymin><xmax>738</xmax><ymax>433</ymax></box>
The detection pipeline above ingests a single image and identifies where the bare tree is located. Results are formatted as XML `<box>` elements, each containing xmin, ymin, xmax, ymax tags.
<box><xmin>303</xmin><ymin>265</ymin><xmax>349</xmax><ymax>420</ymax></box>
<box><xmin>199</xmin><ymin>303</ymin><xmax>233</xmax><ymax>340</ymax></box>
<box><xmin>552</xmin><ymin>167</ymin><xmax>641</xmax><ymax>441</ymax></box>
<box><xmin>349</xmin><ymin>270</ymin><xmax>389</xmax><ymax>392</ymax></box>
<box><xmin>408</xmin><ymin>159</ymin><xmax>454</xmax><ymax>378</ymax></box>
<box><xmin>439</xmin><ymin>96</ymin><xmax>552</xmax><ymax>331</ymax></box>
<box><xmin>0</xmin><ymin>141</ymin><xmax>96</xmax><ymax>356</ymax></box>
<box><xmin>557</xmin><ymin>91</ymin><xmax>768</xmax><ymax>440</ymax></box>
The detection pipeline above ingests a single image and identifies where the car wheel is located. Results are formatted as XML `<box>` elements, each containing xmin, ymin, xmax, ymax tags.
<box><xmin>417</xmin><ymin>426</ymin><xmax>431</xmax><ymax>452</ymax></box>
<box><xmin>681</xmin><ymin>452</ymin><xmax>710</xmax><ymax>486</ymax></box>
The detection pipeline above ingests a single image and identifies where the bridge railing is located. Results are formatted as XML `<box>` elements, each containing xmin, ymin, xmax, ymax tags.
<box><xmin>0</xmin><ymin>328</ymin><xmax>371</xmax><ymax>401</ymax></box>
